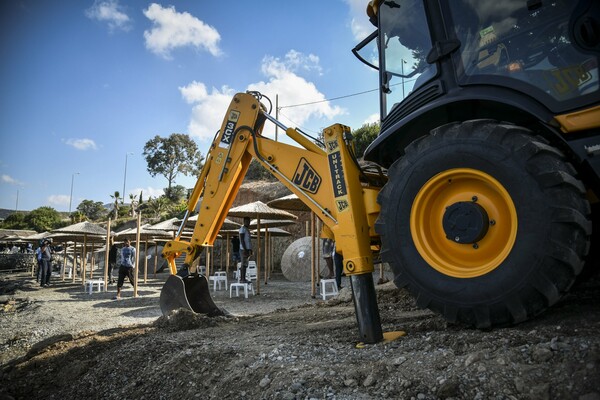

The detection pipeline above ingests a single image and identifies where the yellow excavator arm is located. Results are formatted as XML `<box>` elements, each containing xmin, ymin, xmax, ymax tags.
<box><xmin>160</xmin><ymin>91</ymin><xmax>384</xmax><ymax>343</ymax></box>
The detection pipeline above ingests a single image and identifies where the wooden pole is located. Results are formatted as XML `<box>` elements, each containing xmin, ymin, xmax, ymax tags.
<box><xmin>144</xmin><ymin>238</ymin><xmax>148</xmax><ymax>283</ymax></box>
<box><xmin>264</xmin><ymin>227</ymin><xmax>268</xmax><ymax>284</ymax></box>
<box><xmin>226</xmin><ymin>233</ymin><xmax>230</xmax><ymax>277</ymax></box>
<box><xmin>206</xmin><ymin>246</ymin><xmax>211</xmax><ymax>277</ymax></box>
<box><xmin>305</xmin><ymin>221</ymin><xmax>309</xmax><ymax>236</ymax></box>
<box><xmin>72</xmin><ymin>241</ymin><xmax>77</xmax><ymax>283</ymax></box>
<box><xmin>82</xmin><ymin>234</ymin><xmax>87</xmax><ymax>286</ymax></box>
<box><xmin>311</xmin><ymin>212</ymin><xmax>315</xmax><ymax>298</ymax></box>
<box><xmin>154</xmin><ymin>242</ymin><xmax>158</xmax><ymax>277</ymax></box>
<box><xmin>90</xmin><ymin>241</ymin><xmax>95</xmax><ymax>279</ymax></box>
<box><xmin>220</xmin><ymin>239</ymin><xmax>223</xmax><ymax>270</ymax></box>
<box><xmin>134</xmin><ymin>212</ymin><xmax>141</xmax><ymax>297</ymax></box>
<box><xmin>62</xmin><ymin>241</ymin><xmax>67</xmax><ymax>281</ymax></box>
<box><xmin>317</xmin><ymin>219</ymin><xmax>321</xmax><ymax>280</ymax></box>
<box><xmin>256</xmin><ymin>216</ymin><xmax>261</xmax><ymax>295</ymax></box>
<box><xmin>104</xmin><ymin>218</ymin><xmax>111</xmax><ymax>290</ymax></box>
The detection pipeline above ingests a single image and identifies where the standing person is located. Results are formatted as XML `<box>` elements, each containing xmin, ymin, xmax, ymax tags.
<box><xmin>320</xmin><ymin>225</ymin><xmax>335</xmax><ymax>279</ymax></box>
<box><xmin>333</xmin><ymin>242</ymin><xmax>344</xmax><ymax>290</ymax></box>
<box><xmin>114</xmin><ymin>239</ymin><xmax>136</xmax><ymax>300</ymax></box>
<box><xmin>238</xmin><ymin>217</ymin><xmax>253</xmax><ymax>283</ymax></box>
<box><xmin>231</xmin><ymin>235</ymin><xmax>241</xmax><ymax>269</ymax></box>
<box><xmin>40</xmin><ymin>239</ymin><xmax>53</xmax><ymax>287</ymax></box>
<box><xmin>107</xmin><ymin>237</ymin><xmax>118</xmax><ymax>284</ymax></box>
<box><xmin>35</xmin><ymin>243</ymin><xmax>43</xmax><ymax>283</ymax></box>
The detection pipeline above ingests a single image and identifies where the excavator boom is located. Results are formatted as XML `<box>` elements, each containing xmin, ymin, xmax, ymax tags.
<box><xmin>161</xmin><ymin>91</ymin><xmax>384</xmax><ymax>343</ymax></box>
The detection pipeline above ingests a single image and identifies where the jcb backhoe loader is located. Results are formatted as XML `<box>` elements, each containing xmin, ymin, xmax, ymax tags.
<box><xmin>160</xmin><ymin>1</ymin><xmax>599</xmax><ymax>343</ymax></box>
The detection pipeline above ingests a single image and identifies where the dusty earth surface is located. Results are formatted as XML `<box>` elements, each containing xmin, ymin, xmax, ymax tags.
<box><xmin>0</xmin><ymin>269</ymin><xmax>599</xmax><ymax>400</ymax></box>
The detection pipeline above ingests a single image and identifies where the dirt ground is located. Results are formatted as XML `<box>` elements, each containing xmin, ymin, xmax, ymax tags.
<box><xmin>1</xmin><ymin>269</ymin><xmax>599</xmax><ymax>400</ymax></box>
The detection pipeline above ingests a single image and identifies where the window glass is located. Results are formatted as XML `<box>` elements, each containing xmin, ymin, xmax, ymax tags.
<box><xmin>450</xmin><ymin>0</ymin><xmax>599</xmax><ymax>103</ymax></box>
<box><xmin>379</xmin><ymin>0</ymin><xmax>436</xmax><ymax>114</ymax></box>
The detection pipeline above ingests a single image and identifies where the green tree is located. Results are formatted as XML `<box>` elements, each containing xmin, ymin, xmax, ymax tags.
<box><xmin>164</xmin><ymin>184</ymin><xmax>187</xmax><ymax>202</ymax></box>
<box><xmin>352</xmin><ymin>122</ymin><xmax>380</xmax><ymax>157</ymax></box>
<box><xmin>70</xmin><ymin>211</ymin><xmax>85</xmax><ymax>223</ymax></box>
<box><xmin>24</xmin><ymin>207</ymin><xmax>62</xmax><ymax>232</ymax></box>
<box><xmin>76</xmin><ymin>199</ymin><xmax>106</xmax><ymax>221</ymax></box>
<box><xmin>0</xmin><ymin>213</ymin><xmax>27</xmax><ymax>229</ymax></box>
<box><xmin>143</xmin><ymin>133</ymin><xmax>204</xmax><ymax>193</ymax></box>
<box><xmin>146</xmin><ymin>196</ymin><xmax>169</xmax><ymax>218</ymax></box>
<box><xmin>244</xmin><ymin>159</ymin><xmax>277</xmax><ymax>182</ymax></box>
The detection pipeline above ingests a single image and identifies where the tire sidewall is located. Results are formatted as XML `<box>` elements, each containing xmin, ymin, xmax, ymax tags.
<box><xmin>388</xmin><ymin>136</ymin><xmax>551</xmax><ymax>306</ymax></box>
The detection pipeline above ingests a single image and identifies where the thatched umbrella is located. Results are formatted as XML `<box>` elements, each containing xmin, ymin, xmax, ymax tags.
<box><xmin>48</xmin><ymin>229</ymin><xmax>105</xmax><ymax>283</ymax></box>
<box><xmin>146</xmin><ymin>217</ymin><xmax>180</xmax><ymax>234</ymax></box>
<box><xmin>51</xmin><ymin>222</ymin><xmax>106</xmax><ymax>285</ymax></box>
<box><xmin>228</xmin><ymin>201</ymin><xmax>296</xmax><ymax>294</ymax></box>
<box><xmin>24</xmin><ymin>231</ymin><xmax>50</xmax><ymax>243</ymax></box>
<box><xmin>268</xmin><ymin>193</ymin><xmax>320</xmax><ymax>296</ymax></box>
<box><xmin>267</xmin><ymin>193</ymin><xmax>310</xmax><ymax>212</ymax></box>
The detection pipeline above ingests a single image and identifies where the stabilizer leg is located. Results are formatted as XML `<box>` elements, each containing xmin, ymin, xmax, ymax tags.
<box><xmin>350</xmin><ymin>273</ymin><xmax>383</xmax><ymax>344</ymax></box>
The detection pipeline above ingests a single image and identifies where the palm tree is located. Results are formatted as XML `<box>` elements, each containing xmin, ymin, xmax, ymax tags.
<box><xmin>129</xmin><ymin>193</ymin><xmax>138</xmax><ymax>217</ymax></box>
<box><xmin>109</xmin><ymin>191</ymin><xmax>121</xmax><ymax>219</ymax></box>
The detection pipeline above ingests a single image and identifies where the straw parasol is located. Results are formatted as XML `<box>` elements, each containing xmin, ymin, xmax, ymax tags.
<box><xmin>146</xmin><ymin>217</ymin><xmax>181</xmax><ymax>233</ymax></box>
<box><xmin>228</xmin><ymin>201</ymin><xmax>297</xmax><ymax>292</ymax></box>
<box><xmin>267</xmin><ymin>194</ymin><xmax>310</xmax><ymax>212</ymax></box>
<box><xmin>184</xmin><ymin>215</ymin><xmax>240</xmax><ymax>230</ymax></box>
<box><xmin>51</xmin><ymin>221</ymin><xmax>108</xmax><ymax>284</ymax></box>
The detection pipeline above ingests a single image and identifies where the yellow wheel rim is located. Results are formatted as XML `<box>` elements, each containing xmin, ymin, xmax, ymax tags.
<box><xmin>410</xmin><ymin>168</ymin><xmax>518</xmax><ymax>278</ymax></box>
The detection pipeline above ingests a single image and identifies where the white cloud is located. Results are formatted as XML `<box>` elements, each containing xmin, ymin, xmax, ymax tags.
<box><xmin>179</xmin><ymin>81</ymin><xmax>236</xmax><ymax>140</ymax></box>
<box><xmin>179</xmin><ymin>50</ymin><xmax>344</xmax><ymax>141</ymax></box>
<box><xmin>64</xmin><ymin>138</ymin><xmax>97</xmax><ymax>151</ymax></box>
<box><xmin>48</xmin><ymin>194</ymin><xmax>71</xmax><ymax>206</ymax></box>
<box><xmin>364</xmin><ymin>113</ymin><xmax>380</xmax><ymax>125</ymax></box>
<box><xmin>143</xmin><ymin>3</ymin><xmax>221</xmax><ymax>59</ymax></box>
<box><xmin>128</xmin><ymin>186</ymin><xmax>164</xmax><ymax>200</ymax></box>
<box><xmin>85</xmin><ymin>0</ymin><xmax>131</xmax><ymax>32</ymax></box>
<box><xmin>248</xmin><ymin>51</ymin><xmax>344</xmax><ymax>125</ymax></box>
<box><xmin>1</xmin><ymin>174</ymin><xmax>22</xmax><ymax>185</ymax></box>
<box><xmin>344</xmin><ymin>0</ymin><xmax>375</xmax><ymax>41</ymax></box>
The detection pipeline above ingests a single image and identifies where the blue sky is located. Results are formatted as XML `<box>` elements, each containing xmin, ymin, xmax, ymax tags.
<box><xmin>0</xmin><ymin>0</ymin><xmax>380</xmax><ymax>213</ymax></box>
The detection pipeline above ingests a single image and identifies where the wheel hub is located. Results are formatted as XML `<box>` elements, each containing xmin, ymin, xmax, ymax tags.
<box><xmin>442</xmin><ymin>201</ymin><xmax>490</xmax><ymax>244</ymax></box>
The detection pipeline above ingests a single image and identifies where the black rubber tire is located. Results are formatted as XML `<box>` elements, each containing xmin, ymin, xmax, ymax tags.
<box><xmin>376</xmin><ymin>120</ymin><xmax>592</xmax><ymax>328</ymax></box>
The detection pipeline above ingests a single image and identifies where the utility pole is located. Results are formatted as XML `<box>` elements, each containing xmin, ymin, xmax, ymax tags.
<box><xmin>122</xmin><ymin>152</ymin><xmax>133</xmax><ymax>204</ymax></box>
<box><xmin>15</xmin><ymin>189</ymin><xmax>19</xmax><ymax>212</ymax></box>
<box><xmin>69</xmin><ymin>172</ymin><xmax>80</xmax><ymax>214</ymax></box>
<box><xmin>275</xmin><ymin>94</ymin><xmax>279</xmax><ymax>142</ymax></box>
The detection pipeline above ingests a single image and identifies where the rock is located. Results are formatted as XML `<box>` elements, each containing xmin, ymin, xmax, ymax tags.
<box><xmin>363</xmin><ymin>374</ymin><xmax>375</xmax><ymax>387</ymax></box>
<box><xmin>532</xmin><ymin>346</ymin><xmax>553</xmax><ymax>362</ymax></box>
<box><xmin>437</xmin><ymin>378</ymin><xmax>459</xmax><ymax>399</ymax></box>
<box><xmin>344</xmin><ymin>379</ymin><xmax>357</xmax><ymax>387</ymax></box>
<box><xmin>259</xmin><ymin>377</ymin><xmax>271</xmax><ymax>388</ymax></box>
<box><xmin>465</xmin><ymin>352</ymin><xmax>483</xmax><ymax>367</ymax></box>
<box><xmin>289</xmin><ymin>382</ymin><xmax>303</xmax><ymax>393</ymax></box>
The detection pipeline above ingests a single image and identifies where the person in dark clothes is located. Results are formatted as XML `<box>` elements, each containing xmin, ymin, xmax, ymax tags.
<box><xmin>238</xmin><ymin>217</ymin><xmax>253</xmax><ymax>283</ymax></box>
<box><xmin>107</xmin><ymin>238</ymin><xmax>118</xmax><ymax>284</ymax></box>
<box><xmin>114</xmin><ymin>239</ymin><xmax>136</xmax><ymax>300</ymax></box>
<box><xmin>231</xmin><ymin>235</ymin><xmax>241</xmax><ymax>266</ymax></box>
<box><xmin>40</xmin><ymin>239</ymin><xmax>53</xmax><ymax>287</ymax></box>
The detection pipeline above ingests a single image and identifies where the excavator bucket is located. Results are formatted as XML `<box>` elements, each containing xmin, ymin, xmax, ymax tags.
<box><xmin>160</xmin><ymin>274</ymin><xmax>227</xmax><ymax>317</ymax></box>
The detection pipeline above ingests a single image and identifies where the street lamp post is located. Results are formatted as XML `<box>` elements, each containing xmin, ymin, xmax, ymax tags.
<box><xmin>69</xmin><ymin>172</ymin><xmax>80</xmax><ymax>214</ymax></box>
<box><xmin>122</xmin><ymin>152</ymin><xmax>134</xmax><ymax>204</ymax></box>
<box><xmin>401</xmin><ymin>59</ymin><xmax>406</xmax><ymax>99</ymax></box>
